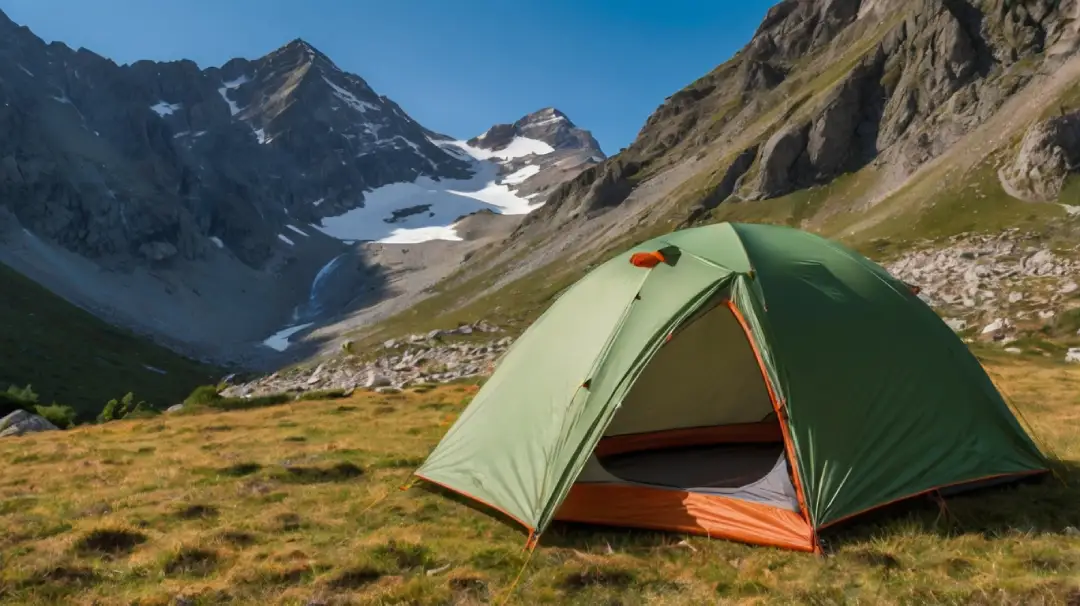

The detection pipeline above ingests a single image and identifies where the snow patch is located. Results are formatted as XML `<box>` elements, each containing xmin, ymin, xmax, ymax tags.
<box><xmin>17</xmin><ymin>64</ymin><xmax>33</xmax><ymax>77</ymax></box>
<box><xmin>286</xmin><ymin>224</ymin><xmax>309</xmax><ymax>237</ymax></box>
<box><xmin>218</xmin><ymin>75</ymin><xmax>249</xmax><ymax>116</ymax></box>
<box><xmin>448</xmin><ymin>137</ymin><xmax>554</xmax><ymax>161</ymax></box>
<box><xmin>312</xmin><ymin>197</ymin><xmax>325</xmax><ymax>206</ymax></box>
<box><xmin>322</xmin><ymin>76</ymin><xmax>378</xmax><ymax>113</ymax></box>
<box><xmin>143</xmin><ymin>364</ymin><xmax>168</xmax><ymax>375</ymax></box>
<box><xmin>262</xmin><ymin>323</ymin><xmax>313</xmax><ymax>352</ymax></box>
<box><xmin>253</xmin><ymin>128</ymin><xmax>269</xmax><ymax>144</ymax></box>
<box><xmin>278</xmin><ymin>234</ymin><xmax>295</xmax><ymax>246</ymax></box>
<box><xmin>502</xmin><ymin>164</ymin><xmax>541</xmax><ymax>185</ymax></box>
<box><xmin>529</xmin><ymin>113</ymin><xmax>567</xmax><ymax>128</ymax></box>
<box><xmin>313</xmin><ymin>156</ymin><xmax>540</xmax><ymax>243</ymax></box>
<box><xmin>209</xmin><ymin>236</ymin><xmax>224</xmax><ymax>248</ymax></box>
<box><xmin>151</xmin><ymin>101</ymin><xmax>182</xmax><ymax>116</ymax></box>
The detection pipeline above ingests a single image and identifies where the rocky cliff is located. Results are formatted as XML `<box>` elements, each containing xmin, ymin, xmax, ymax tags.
<box><xmin>350</xmin><ymin>0</ymin><xmax>1080</xmax><ymax>363</ymax></box>
<box><xmin>0</xmin><ymin>10</ymin><xmax>475</xmax><ymax>268</ymax></box>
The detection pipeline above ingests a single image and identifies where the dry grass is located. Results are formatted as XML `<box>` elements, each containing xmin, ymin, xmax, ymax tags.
<box><xmin>1</xmin><ymin>362</ymin><xmax>1078</xmax><ymax>605</ymax></box>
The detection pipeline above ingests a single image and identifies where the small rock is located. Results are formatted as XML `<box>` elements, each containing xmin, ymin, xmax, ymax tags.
<box><xmin>1061</xmin><ymin>282</ymin><xmax>1078</xmax><ymax>294</ymax></box>
<box><xmin>1038</xmin><ymin>310</ymin><xmax>1055</xmax><ymax>320</ymax></box>
<box><xmin>981</xmin><ymin>318</ymin><xmax>1009</xmax><ymax>335</ymax></box>
<box><xmin>943</xmin><ymin>318</ymin><xmax>967</xmax><ymax>332</ymax></box>
<box><xmin>426</xmin><ymin>329</ymin><xmax>444</xmax><ymax>341</ymax></box>
<box><xmin>306</xmin><ymin>364</ymin><xmax>325</xmax><ymax>385</ymax></box>
<box><xmin>1066</xmin><ymin>348</ymin><xmax>1080</xmax><ymax>364</ymax></box>
<box><xmin>1008</xmin><ymin>292</ymin><xmax>1023</xmax><ymax>303</ymax></box>
<box><xmin>166</xmin><ymin>404</ymin><xmax>185</xmax><ymax>413</ymax></box>
<box><xmin>364</xmin><ymin>370</ymin><xmax>391</xmax><ymax>388</ymax></box>
<box><xmin>382</xmin><ymin>339</ymin><xmax>398</xmax><ymax>349</ymax></box>
<box><xmin>1004</xmin><ymin>347</ymin><xmax>1022</xmax><ymax>354</ymax></box>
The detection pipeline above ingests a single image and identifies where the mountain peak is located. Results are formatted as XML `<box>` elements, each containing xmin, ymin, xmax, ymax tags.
<box><xmin>516</xmin><ymin>107</ymin><xmax>573</xmax><ymax>129</ymax></box>
<box><xmin>271</xmin><ymin>38</ymin><xmax>334</xmax><ymax>66</ymax></box>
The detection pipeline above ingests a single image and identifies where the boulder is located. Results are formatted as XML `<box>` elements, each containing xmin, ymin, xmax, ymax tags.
<box><xmin>1001</xmin><ymin>111</ymin><xmax>1080</xmax><ymax>201</ymax></box>
<box><xmin>0</xmin><ymin>410</ymin><xmax>60</xmax><ymax>437</ymax></box>
<box><xmin>364</xmin><ymin>370</ymin><xmax>392</xmax><ymax>389</ymax></box>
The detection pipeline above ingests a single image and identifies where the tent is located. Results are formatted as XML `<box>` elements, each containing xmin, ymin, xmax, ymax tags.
<box><xmin>413</xmin><ymin>222</ymin><xmax>1049</xmax><ymax>551</ymax></box>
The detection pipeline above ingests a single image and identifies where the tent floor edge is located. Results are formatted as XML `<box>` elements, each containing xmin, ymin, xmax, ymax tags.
<box><xmin>554</xmin><ymin>483</ymin><xmax>815</xmax><ymax>552</ymax></box>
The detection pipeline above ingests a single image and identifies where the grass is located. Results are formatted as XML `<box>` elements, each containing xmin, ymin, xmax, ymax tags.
<box><xmin>1</xmin><ymin>359</ymin><xmax>1077</xmax><ymax>604</ymax></box>
<box><xmin>0</xmin><ymin>262</ymin><xmax>220</xmax><ymax>421</ymax></box>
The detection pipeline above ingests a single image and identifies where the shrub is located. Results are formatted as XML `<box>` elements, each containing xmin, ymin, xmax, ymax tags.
<box><xmin>1</xmin><ymin>385</ymin><xmax>76</xmax><ymax>429</ymax></box>
<box><xmin>297</xmin><ymin>389</ymin><xmax>349</xmax><ymax>401</ymax></box>
<box><xmin>34</xmin><ymin>404</ymin><xmax>77</xmax><ymax>429</ymax></box>
<box><xmin>184</xmin><ymin>385</ymin><xmax>222</xmax><ymax>406</ymax></box>
<box><xmin>1</xmin><ymin>393</ymin><xmax>34</xmax><ymax>417</ymax></box>
<box><xmin>211</xmin><ymin>394</ymin><xmax>292</xmax><ymax>411</ymax></box>
<box><xmin>99</xmin><ymin>393</ymin><xmax>152</xmax><ymax>423</ymax></box>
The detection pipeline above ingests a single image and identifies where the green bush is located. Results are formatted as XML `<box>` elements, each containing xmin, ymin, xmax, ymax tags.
<box><xmin>1</xmin><ymin>385</ymin><xmax>76</xmax><ymax>429</ymax></box>
<box><xmin>184</xmin><ymin>385</ymin><xmax>222</xmax><ymax>406</ymax></box>
<box><xmin>1</xmin><ymin>391</ymin><xmax>36</xmax><ymax>417</ymax></box>
<box><xmin>211</xmin><ymin>394</ymin><xmax>292</xmax><ymax>411</ymax></box>
<box><xmin>33</xmin><ymin>403</ymin><xmax>77</xmax><ymax>429</ymax></box>
<box><xmin>99</xmin><ymin>392</ymin><xmax>153</xmax><ymax>423</ymax></box>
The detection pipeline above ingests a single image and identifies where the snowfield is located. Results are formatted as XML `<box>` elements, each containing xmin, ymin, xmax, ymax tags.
<box><xmin>311</xmin><ymin>138</ymin><xmax>549</xmax><ymax>244</ymax></box>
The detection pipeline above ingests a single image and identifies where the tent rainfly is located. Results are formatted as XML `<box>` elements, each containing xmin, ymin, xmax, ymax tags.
<box><xmin>413</xmin><ymin>222</ymin><xmax>1049</xmax><ymax>552</ymax></box>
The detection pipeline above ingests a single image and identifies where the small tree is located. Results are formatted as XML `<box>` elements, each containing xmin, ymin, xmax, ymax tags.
<box><xmin>99</xmin><ymin>392</ymin><xmax>150</xmax><ymax>423</ymax></box>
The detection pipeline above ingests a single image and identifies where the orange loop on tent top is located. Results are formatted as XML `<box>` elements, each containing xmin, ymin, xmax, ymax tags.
<box><xmin>630</xmin><ymin>250</ymin><xmax>666</xmax><ymax>268</ymax></box>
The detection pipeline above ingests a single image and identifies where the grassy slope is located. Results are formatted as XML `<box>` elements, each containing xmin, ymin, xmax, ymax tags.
<box><xmin>0</xmin><ymin>262</ymin><xmax>219</xmax><ymax>421</ymax></box>
<box><xmin>1</xmin><ymin>358</ymin><xmax>1077</xmax><ymax>605</ymax></box>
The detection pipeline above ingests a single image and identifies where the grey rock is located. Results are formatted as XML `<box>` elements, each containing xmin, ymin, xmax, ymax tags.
<box><xmin>364</xmin><ymin>370</ymin><xmax>391</xmax><ymax>388</ymax></box>
<box><xmin>943</xmin><ymin>318</ymin><xmax>967</xmax><ymax>332</ymax></box>
<box><xmin>166</xmin><ymin>403</ymin><xmax>185</xmax><ymax>413</ymax></box>
<box><xmin>1066</xmin><ymin>348</ymin><xmax>1080</xmax><ymax>363</ymax></box>
<box><xmin>306</xmin><ymin>363</ymin><xmax>325</xmax><ymax>385</ymax></box>
<box><xmin>0</xmin><ymin>410</ymin><xmax>59</xmax><ymax>437</ymax></box>
<box><xmin>1002</xmin><ymin>111</ymin><xmax>1080</xmax><ymax>201</ymax></box>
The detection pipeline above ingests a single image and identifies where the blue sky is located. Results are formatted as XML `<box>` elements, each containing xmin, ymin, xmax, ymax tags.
<box><xmin>0</xmin><ymin>0</ymin><xmax>776</xmax><ymax>154</ymax></box>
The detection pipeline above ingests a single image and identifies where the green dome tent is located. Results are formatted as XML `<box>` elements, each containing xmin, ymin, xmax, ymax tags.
<box><xmin>414</xmin><ymin>222</ymin><xmax>1048</xmax><ymax>551</ymax></box>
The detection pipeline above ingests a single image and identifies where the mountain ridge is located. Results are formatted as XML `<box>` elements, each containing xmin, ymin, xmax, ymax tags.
<box><xmin>0</xmin><ymin>8</ymin><xmax>602</xmax><ymax>370</ymax></box>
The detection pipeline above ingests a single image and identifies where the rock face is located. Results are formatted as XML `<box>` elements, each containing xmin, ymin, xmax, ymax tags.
<box><xmin>0</xmin><ymin>11</ymin><xmax>471</xmax><ymax>269</ymax></box>
<box><xmin>0</xmin><ymin>410</ymin><xmax>59</xmax><ymax>437</ymax></box>
<box><xmin>1002</xmin><ymin>111</ymin><xmax>1080</xmax><ymax>201</ymax></box>
<box><xmin>504</xmin><ymin>0</ymin><xmax>1080</xmax><ymax>243</ymax></box>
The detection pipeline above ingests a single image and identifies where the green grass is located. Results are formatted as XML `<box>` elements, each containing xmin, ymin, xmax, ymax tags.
<box><xmin>0</xmin><ymin>262</ymin><xmax>220</xmax><ymax>421</ymax></box>
<box><xmin>0</xmin><ymin>361</ymin><xmax>1076</xmax><ymax>604</ymax></box>
<box><xmin>838</xmin><ymin>154</ymin><xmax>1070</xmax><ymax>249</ymax></box>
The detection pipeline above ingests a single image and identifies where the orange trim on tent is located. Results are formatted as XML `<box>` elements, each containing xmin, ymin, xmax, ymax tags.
<box><xmin>814</xmin><ymin>468</ymin><xmax>1050</xmax><ymax>531</ymax></box>
<box><xmin>595</xmin><ymin>422</ymin><xmax>783</xmax><ymax>457</ymax></box>
<box><xmin>723</xmin><ymin>300</ymin><xmax>814</xmax><ymax>532</ymax></box>
<box><xmin>555</xmin><ymin>483</ymin><xmax>815</xmax><ymax>552</ymax></box>
<box><xmin>414</xmin><ymin>472</ymin><xmax>536</xmax><ymax>535</ymax></box>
